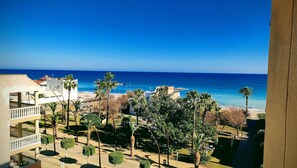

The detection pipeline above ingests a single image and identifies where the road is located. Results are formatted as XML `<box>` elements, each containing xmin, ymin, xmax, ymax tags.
<box><xmin>232</xmin><ymin>119</ymin><xmax>258</xmax><ymax>168</ymax></box>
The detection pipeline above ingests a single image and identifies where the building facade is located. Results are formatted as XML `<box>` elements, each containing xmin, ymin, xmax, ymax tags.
<box><xmin>34</xmin><ymin>75</ymin><xmax>78</xmax><ymax>104</ymax></box>
<box><xmin>0</xmin><ymin>75</ymin><xmax>41</xmax><ymax>168</ymax></box>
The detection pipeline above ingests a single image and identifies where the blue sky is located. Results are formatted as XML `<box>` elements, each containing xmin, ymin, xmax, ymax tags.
<box><xmin>0</xmin><ymin>0</ymin><xmax>271</xmax><ymax>73</ymax></box>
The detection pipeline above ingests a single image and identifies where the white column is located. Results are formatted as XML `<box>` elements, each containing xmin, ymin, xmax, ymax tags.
<box><xmin>34</xmin><ymin>91</ymin><xmax>39</xmax><ymax>106</ymax></box>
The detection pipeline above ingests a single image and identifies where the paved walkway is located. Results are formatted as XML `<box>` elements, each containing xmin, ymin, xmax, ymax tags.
<box><xmin>23</xmin><ymin>123</ymin><xmax>195</xmax><ymax>168</ymax></box>
<box><xmin>232</xmin><ymin>119</ymin><xmax>258</xmax><ymax>168</ymax></box>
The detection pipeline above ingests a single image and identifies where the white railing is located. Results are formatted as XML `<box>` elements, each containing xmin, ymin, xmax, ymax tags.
<box><xmin>10</xmin><ymin>134</ymin><xmax>41</xmax><ymax>151</ymax></box>
<box><xmin>10</xmin><ymin>106</ymin><xmax>40</xmax><ymax>120</ymax></box>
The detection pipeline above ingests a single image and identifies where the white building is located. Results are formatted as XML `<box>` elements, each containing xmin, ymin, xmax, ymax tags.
<box><xmin>0</xmin><ymin>74</ymin><xmax>41</xmax><ymax>168</ymax></box>
<box><xmin>34</xmin><ymin>75</ymin><xmax>78</xmax><ymax>104</ymax></box>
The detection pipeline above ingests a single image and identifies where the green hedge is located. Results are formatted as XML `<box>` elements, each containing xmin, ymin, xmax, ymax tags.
<box><xmin>41</xmin><ymin>135</ymin><xmax>54</xmax><ymax>145</ymax></box>
<box><xmin>108</xmin><ymin>151</ymin><xmax>124</xmax><ymax>166</ymax></box>
<box><xmin>61</xmin><ymin>137</ymin><xmax>75</xmax><ymax>150</ymax></box>
<box><xmin>139</xmin><ymin>159</ymin><xmax>150</xmax><ymax>168</ymax></box>
<box><xmin>83</xmin><ymin>145</ymin><xmax>96</xmax><ymax>156</ymax></box>
<box><xmin>258</xmin><ymin>113</ymin><xmax>266</xmax><ymax>119</ymax></box>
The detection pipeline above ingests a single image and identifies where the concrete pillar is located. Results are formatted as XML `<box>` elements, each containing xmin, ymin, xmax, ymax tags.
<box><xmin>18</xmin><ymin>123</ymin><xmax>22</xmax><ymax>163</ymax></box>
<box><xmin>35</xmin><ymin>119</ymin><xmax>39</xmax><ymax>160</ymax></box>
<box><xmin>17</xmin><ymin>123</ymin><xmax>22</xmax><ymax>138</ymax></box>
<box><xmin>17</xmin><ymin>92</ymin><xmax>22</xmax><ymax>107</ymax></box>
<box><xmin>34</xmin><ymin>91</ymin><xmax>39</xmax><ymax>106</ymax></box>
<box><xmin>264</xmin><ymin>0</ymin><xmax>297</xmax><ymax>167</ymax></box>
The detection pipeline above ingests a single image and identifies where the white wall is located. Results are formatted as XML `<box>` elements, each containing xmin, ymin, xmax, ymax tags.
<box><xmin>41</xmin><ymin>78</ymin><xmax>78</xmax><ymax>103</ymax></box>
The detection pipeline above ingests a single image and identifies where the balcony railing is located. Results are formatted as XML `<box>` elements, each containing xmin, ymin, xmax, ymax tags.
<box><xmin>10</xmin><ymin>106</ymin><xmax>40</xmax><ymax>120</ymax></box>
<box><xmin>10</xmin><ymin>134</ymin><xmax>41</xmax><ymax>152</ymax></box>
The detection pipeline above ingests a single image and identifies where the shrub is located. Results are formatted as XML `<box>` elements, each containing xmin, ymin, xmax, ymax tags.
<box><xmin>83</xmin><ymin>145</ymin><xmax>96</xmax><ymax>156</ymax></box>
<box><xmin>41</xmin><ymin>135</ymin><xmax>54</xmax><ymax>150</ymax></box>
<box><xmin>108</xmin><ymin>151</ymin><xmax>124</xmax><ymax>166</ymax></box>
<box><xmin>61</xmin><ymin>137</ymin><xmax>75</xmax><ymax>149</ymax></box>
<box><xmin>140</xmin><ymin>159</ymin><xmax>150</xmax><ymax>168</ymax></box>
<box><xmin>61</xmin><ymin>137</ymin><xmax>75</xmax><ymax>157</ymax></box>
<box><xmin>82</xmin><ymin>145</ymin><xmax>96</xmax><ymax>164</ymax></box>
<box><xmin>258</xmin><ymin>113</ymin><xmax>266</xmax><ymax>119</ymax></box>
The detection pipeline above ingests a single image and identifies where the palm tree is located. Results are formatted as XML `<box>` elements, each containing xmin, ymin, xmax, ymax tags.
<box><xmin>80</xmin><ymin>113</ymin><xmax>101</xmax><ymax>146</ymax></box>
<box><xmin>64</xmin><ymin>74</ymin><xmax>77</xmax><ymax>130</ymax></box>
<box><xmin>129</xmin><ymin>122</ymin><xmax>138</xmax><ymax>157</ymax></box>
<box><xmin>185</xmin><ymin>90</ymin><xmax>201</xmax><ymax>148</ymax></box>
<box><xmin>193</xmin><ymin>134</ymin><xmax>210</xmax><ymax>168</ymax></box>
<box><xmin>101</xmin><ymin>72</ymin><xmax>117</xmax><ymax>127</ymax></box>
<box><xmin>95</xmin><ymin>79</ymin><xmax>106</xmax><ymax>118</ymax></box>
<box><xmin>80</xmin><ymin>113</ymin><xmax>103</xmax><ymax>167</ymax></box>
<box><xmin>46</xmin><ymin>102</ymin><xmax>59</xmax><ymax>154</ymax></box>
<box><xmin>72</xmin><ymin>100</ymin><xmax>81</xmax><ymax>142</ymax></box>
<box><xmin>41</xmin><ymin>104</ymin><xmax>48</xmax><ymax>134</ymax></box>
<box><xmin>239</xmin><ymin>86</ymin><xmax>253</xmax><ymax>113</ymax></box>
<box><xmin>72</xmin><ymin>100</ymin><xmax>81</xmax><ymax>126</ymax></box>
<box><xmin>49</xmin><ymin>113</ymin><xmax>59</xmax><ymax>155</ymax></box>
<box><xmin>200</xmin><ymin>93</ymin><xmax>220</xmax><ymax>125</ymax></box>
<box><xmin>48</xmin><ymin>102</ymin><xmax>57</xmax><ymax>115</ymax></box>
<box><xmin>129</xmin><ymin>89</ymin><xmax>146</xmax><ymax>125</ymax></box>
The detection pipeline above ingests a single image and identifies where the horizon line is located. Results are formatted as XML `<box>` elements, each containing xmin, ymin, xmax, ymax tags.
<box><xmin>0</xmin><ymin>68</ymin><xmax>268</xmax><ymax>75</ymax></box>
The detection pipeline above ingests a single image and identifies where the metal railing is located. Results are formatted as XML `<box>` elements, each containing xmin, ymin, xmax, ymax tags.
<box><xmin>10</xmin><ymin>106</ymin><xmax>40</xmax><ymax>120</ymax></box>
<box><xmin>10</xmin><ymin>134</ymin><xmax>41</xmax><ymax>151</ymax></box>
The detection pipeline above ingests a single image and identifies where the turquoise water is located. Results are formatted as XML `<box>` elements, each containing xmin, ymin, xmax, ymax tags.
<box><xmin>0</xmin><ymin>69</ymin><xmax>267</xmax><ymax>110</ymax></box>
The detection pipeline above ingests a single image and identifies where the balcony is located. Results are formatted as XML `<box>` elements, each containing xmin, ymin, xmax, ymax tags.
<box><xmin>10</xmin><ymin>106</ymin><xmax>41</xmax><ymax>124</ymax></box>
<box><xmin>10</xmin><ymin>134</ymin><xmax>41</xmax><ymax>155</ymax></box>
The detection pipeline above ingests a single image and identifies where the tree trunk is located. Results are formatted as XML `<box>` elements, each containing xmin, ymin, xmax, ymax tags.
<box><xmin>136</xmin><ymin>107</ymin><xmax>140</xmax><ymax>148</ymax></box>
<box><xmin>75</xmin><ymin>115</ymin><xmax>77</xmax><ymax>126</ymax></box>
<box><xmin>98</xmin><ymin>99</ymin><xmax>101</xmax><ymax>118</ymax></box>
<box><xmin>65</xmin><ymin>149</ymin><xmax>67</xmax><ymax>158</ymax></box>
<box><xmin>130</xmin><ymin>135</ymin><xmax>135</xmax><ymax>157</ymax></box>
<box><xmin>106</xmin><ymin>93</ymin><xmax>110</xmax><ymax>127</ymax></box>
<box><xmin>61</xmin><ymin>106</ymin><xmax>65</xmax><ymax>123</ymax></box>
<box><xmin>203</xmin><ymin>111</ymin><xmax>207</xmax><ymax>125</ymax></box>
<box><xmin>167</xmin><ymin>136</ymin><xmax>170</xmax><ymax>166</ymax></box>
<box><xmin>194</xmin><ymin>151</ymin><xmax>201</xmax><ymax>168</ymax></box>
<box><xmin>98</xmin><ymin>136</ymin><xmax>102</xmax><ymax>168</ymax></box>
<box><xmin>87</xmin><ymin>129</ymin><xmax>91</xmax><ymax>146</ymax></box>
<box><xmin>148</xmin><ymin>125</ymin><xmax>161</xmax><ymax>168</ymax></box>
<box><xmin>221</xmin><ymin>125</ymin><xmax>226</xmax><ymax>132</ymax></box>
<box><xmin>75</xmin><ymin>115</ymin><xmax>78</xmax><ymax>142</ymax></box>
<box><xmin>136</xmin><ymin>107</ymin><xmax>139</xmax><ymax>125</ymax></box>
<box><xmin>67</xmin><ymin>89</ymin><xmax>71</xmax><ymax>130</ymax></box>
<box><xmin>93</xmin><ymin>128</ymin><xmax>102</xmax><ymax>168</ymax></box>
<box><xmin>157</xmin><ymin>145</ymin><xmax>161</xmax><ymax>168</ymax></box>
<box><xmin>246</xmin><ymin>96</ymin><xmax>249</xmax><ymax>114</ymax></box>
<box><xmin>53</xmin><ymin>127</ymin><xmax>56</xmax><ymax>154</ymax></box>
<box><xmin>54</xmin><ymin>124</ymin><xmax>58</xmax><ymax>138</ymax></box>
<box><xmin>113</xmin><ymin>112</ymin><xmax>118</xmax><ymax>151</ymax></box>
<box><xmin>44</xmin><ymin>111</ymin><xmax>47</xmax><ymax>134</ymax></box>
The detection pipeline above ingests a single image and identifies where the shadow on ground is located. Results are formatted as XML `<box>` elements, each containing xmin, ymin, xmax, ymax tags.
<box><xmin>59</xmin><ymin>157</ymin><xmax>78</xmax><ymax>164</ymax></box>
<box><xmin>80</xmin><ymin>164</ymin><xmax>99</xmax><ymax>168</ymax></box>
<box><xmin>40</xmin><ymin>150</ymin><xmax>59</xmax><ymax>156</ymax></box>
<box><xmin>211</xmin><ymin>137</ymin><xmax>240</xmax><ymax>166</ymax></box>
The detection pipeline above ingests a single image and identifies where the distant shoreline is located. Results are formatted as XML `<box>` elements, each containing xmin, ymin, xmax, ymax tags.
<box><xmin>78</xmin><ymin>91</ymin><xmax>265</xmax><ymax>113</ymax></box>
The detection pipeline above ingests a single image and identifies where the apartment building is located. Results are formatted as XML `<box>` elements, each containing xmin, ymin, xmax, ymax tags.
<box><xmin>0</xmin><ymin>75</ymin><xmax>41</xmax><ymax>168</ymax></box>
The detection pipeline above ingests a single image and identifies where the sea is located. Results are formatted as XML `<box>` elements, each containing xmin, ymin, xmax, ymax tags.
<box><xmin>0</xmin><ymin>69</ymin><xmax>267</xmax><ymax>111</ymax></box>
